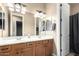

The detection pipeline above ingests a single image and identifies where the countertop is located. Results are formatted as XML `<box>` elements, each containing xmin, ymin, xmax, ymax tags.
<box><xmin>0</xmin><ymin>35</ymin><xmax>53</xmax><ymax>46</ymax></box>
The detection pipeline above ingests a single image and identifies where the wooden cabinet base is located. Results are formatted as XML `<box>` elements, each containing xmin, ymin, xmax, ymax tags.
<box><xmin>0</xmin><ymin>39</ymin><xmax>53</xmax><ymax>56</ymax></box>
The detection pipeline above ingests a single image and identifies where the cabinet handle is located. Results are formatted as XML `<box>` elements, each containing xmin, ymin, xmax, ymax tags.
<box><xmin>48</xmin><ymin>40</ymin><xmax>49</xmax><ymax>42</ymax></box>
<box><xmin>27</xmin><ymin>43</ymin><xmax>32</xmax><ymax>45</ymax></box>
<box><xmin>1</xmin><ymin>48</ymin><xmax>8</xmax><ymax>51</ymax></box>
<box><xmin>29</xmin><ymin>44</ymin><xmax>32</xmax><ymax>45</ymax></box>
<box><xmin>37</xmin><ymin>42</ymin><xmax>41</xmax><ymax>44</ymax></box>
<box><xmin>16</xmin><ymin>52</ymin><xmax>19</xmax><ymax>54</ymax></box>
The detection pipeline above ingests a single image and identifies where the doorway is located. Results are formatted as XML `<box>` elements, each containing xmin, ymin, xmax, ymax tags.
<box><xmin>16</xmin><ymin>21</ymin><xmax>22</xmax><ymax>36</ymax></box>
<box><xmin>60</xmin><ymin>4</ymin><xmax>70</xmax><ymax>56</ymax></box>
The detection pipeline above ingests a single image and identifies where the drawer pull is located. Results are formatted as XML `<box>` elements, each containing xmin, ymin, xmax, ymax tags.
<box><xmin>1</xmin><ymin>48</ymin><xmax>8</xmax><ymax>51</ymax></box>
<box><xmin>16</xmin><ymin>52</ymin><xmax>19</xmax><ymax>54</ymax></box>
<box><xmin>37</xmin><ymin>42</ymin><xmax>41</xmax><ymax>44</ymax></box>
<box><xmin>27</xmin><ymin>43</ymin><xmax>33</xmax><ymax>45</ymax></box>
<box><xmin>29</xmin><ymin>44</ymin><xmax>32</xmax><ymax>45</ymax></box>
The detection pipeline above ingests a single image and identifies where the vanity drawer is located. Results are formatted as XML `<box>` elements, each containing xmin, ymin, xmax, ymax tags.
<box><xmin>0</xmin><ymin>45</ymin><xmax>11</xmax><ymax>53</ymax></box>
<box><xmin>26</xmin><ymin>42</ymin><xmax>34</xmax><ymax>47</ymax></box>
<box><xmin>14</xmin><ymin>51</ymin><xmax>21</xmax><ymax>56</ymax></box>
<box><xmin>13</xmin><ymin>43</ymin><xmax>26</xmax><ymax>51</ymax></box>
<box><xmin>35</xmin><ymin>41</ymin><xmax>43</xmax><ymax>46</ymax></box>
<box><xmin>43</xmin><ymin>40</ymin><xmax>49</xmax><ymax>44</ymax></box>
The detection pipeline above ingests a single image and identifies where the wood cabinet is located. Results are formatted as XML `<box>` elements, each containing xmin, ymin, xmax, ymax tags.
<box><xmin>49</xmin><ymin>39</ymin><xmax>53</xmax><ymax>55</ymax></box>
<box><xmin>44</xmin><ymin>40</ymin><xmax>53</xmax><ymax>56</ymax></box>
<box><xmin>12</xmin><ymin>43</ymin><xmax>26</xmax><ymax>56</ymax></box>
<box><xmin>21</xmin><ymin>42</ymin><xmax>35</xmax><ymax>56</ymax></box>
<box><xmin>43</xmin><ymin>40</ymin><xmax>50</xmax><ymax>56</ymax></box>
<box><xmin>0</xmin><ymin>45</ymin><xmax>12</xmax><ymax>56</ymax></box>
<box><xmin>35</xmin><ymin>40</ymin><xmax>53</xmax><ymax>56</ymax></box>
<box><xmin>0</xmin><ymin>39</ymin><xmax>53</xmax><ymax>56</ymax></box>
<box><xmin>35</xmin><ymin>41</ymin><xmax>45</xmax><ymax>56</ymax></box>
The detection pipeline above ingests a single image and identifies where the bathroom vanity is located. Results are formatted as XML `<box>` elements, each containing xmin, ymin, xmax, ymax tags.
<box><xmin>0</xmin><ymin>3</ymin><xmax>56</xmax><ymax>56</ymax></box>
<box><xmin>0</xmin><ymin>36</ymin><xmax>53</xmax><ymax>56</ymax></box>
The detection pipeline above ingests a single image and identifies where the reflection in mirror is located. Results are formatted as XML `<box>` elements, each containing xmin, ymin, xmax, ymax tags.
<box><xmin>16</xmin><ymin>21</ymin><xmax>22</xmax><ymax>36</ymax></box>
<box><xmin>36</xmin><ymin>18</ymin><xmax>39</xmax><ymax>35</ymax></box>
<box><xmin>41</xmin><ymin>20</ymin><xmax>46</xmax><ymax>31</ymax></box>
<box><xmin>0</xmin><ymin>3</ymin><xmax>55</xmax><ymax>37</ymax></box>
<box><xmin>0</xmin><ymin>12</ymin><xmax>2</xmax><ymax>29</ymax></box>
<box><xmin>0</xmin><ymin>18</ymin><xmax>5</xmax><ymax>30</ymax></box>
<box><xmin>10</xmin><ymin>14</ymin><xmax>23</xmax><ymax>36</ymax></box>
<box><xmin>35</xmin><ymin>17</ymin><xmax>46</xmax><ymax>36</ymax></box>
<box><xmin>46</xmin><ymin>20</ymin><xmax>52</xmax><ymax>31</ymax></box>
<box><xmin>35</xmin><ymin>10</ymin><xmax>46</xmax><ymax>36</ymax></box>
<box><xmin>0</xmin><ymin>5</ymin><xmax>5</xmax><ymax>37</ymax></box>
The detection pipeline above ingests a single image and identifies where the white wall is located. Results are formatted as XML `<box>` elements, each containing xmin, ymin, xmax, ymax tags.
<box><xmin>45</xmin><ymin>3</ymin><xmax>60</xmax><ymax>56</ymax></box>
<box><xmin>24</xmin><ymin>12</ymin><xmax>35</xmax><ymax>35</ymax></box>
<box><xmin>56</xmin><ymin>4</ymin><xmax>61</xmax><ymax>56</ymax></box>
<box><xmin>25</xmin><ymin>3</ymin><xmax>46</xmax><ymax>14</ymax></box>
<box><xmin>46</xmin><ymin>3</ymin><xmax>58</xmax><ymax>17</ymax></box>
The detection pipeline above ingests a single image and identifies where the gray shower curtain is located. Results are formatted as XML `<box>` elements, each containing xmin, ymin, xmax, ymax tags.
<box><xmin>70</xmin><ymin>13</ymin><xmax>79</xmax><ymax>53</ymax></box>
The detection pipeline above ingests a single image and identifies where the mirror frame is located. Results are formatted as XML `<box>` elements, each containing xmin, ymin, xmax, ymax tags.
<box><xmin>10</xmin><ymin>12</ymin><xmax>24</xmax><ymax>36</ymax></box>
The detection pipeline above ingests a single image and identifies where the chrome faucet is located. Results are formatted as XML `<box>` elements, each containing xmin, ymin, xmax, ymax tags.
<box><xmin>17</xmin><ymin>37</ymin><xmax>22</xmax><ymax>40</ymax></box>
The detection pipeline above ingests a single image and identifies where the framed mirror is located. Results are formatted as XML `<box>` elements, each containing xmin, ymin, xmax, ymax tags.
<box><xmin>0</xmin><ymin>6</ymin><xmax>6</xmax><ymax>37</ymax></box>
<box><xmin>10</xmin><ymin>12</ymin><xmax>24</xmax><ymax>36</ymax></box>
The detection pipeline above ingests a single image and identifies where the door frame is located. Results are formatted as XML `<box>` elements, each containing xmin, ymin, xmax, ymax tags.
<box><xmin>60</xmin><ymin>3</ymin><xmax>70</xmax><ymax>56</ymax></box>
<box><xmin>10</xmin><ymin>12</ymin><xmax>24</xmax><ymax>36</ymax></box>
<box><xmin>60</xmin><ymin>4</ymin><xmax>62</xmax><ymax>56</ymax></box>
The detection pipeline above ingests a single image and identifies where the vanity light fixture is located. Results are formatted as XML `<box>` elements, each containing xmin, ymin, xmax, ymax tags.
<box><xmin>6</xmin><ymin>3</ymin><xmax>26</xmax><ymax>14</ymax></box>
<box><xmin>15</xmin><ymin>3</ymin><xmax>27</xmax><ymax>14</ymax></box>
<box><xmin>7</xmin><ymin>3</ymin><xmax>14</xmax><ymax>11</ymax></box>
<box><xmin>9</xmin><ymin>7</ymin><xmax>14</xmax><ymax>11</ymax></box>
<box><xmin>34</xmin><ymin>10</ymin><xmax>46</xmax><ymax>18</ymax></box>
<box><xmin>21</xmin><ymin>5</ymin><xmax>27</xmax><ymax>14</ymax></box>
<box><xmin>14</xmin><ymin>3</ymin><xmax>21</xmax><ymax>13</ymax></box>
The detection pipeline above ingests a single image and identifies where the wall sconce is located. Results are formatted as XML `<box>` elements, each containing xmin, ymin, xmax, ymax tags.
<box><xmin>34</xmin><ymin>10</ymin><xmax>46</xmax><ymax>18</ymax></box>
<box><xmin>14</xmin><ymin>3</ymin><xmax>21</xmax><ymax>12</ymax></box>
<box><xmin>6</xmin><ymin>3</ymin><xmax>26</xmax><ymax>14</ymax></box>
<box><xmin>6</xmin><ymin>3</ymin><xmax>14</xmax><ymax>11</ymax></box>
<box><xmin>21</xmin><ymin>6</ymin><xmax>27</xmax><ymax>14</ymax></box>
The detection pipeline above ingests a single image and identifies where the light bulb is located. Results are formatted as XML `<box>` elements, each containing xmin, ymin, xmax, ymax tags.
<box><xmin>7</xmin><ymin>3</ymin><xmax>14</xmax><ymax>7</ymax></box>
<box><xmin>22</xmin><ymin>7</ymin><xmax>26</xmax><ymax>12</ymax></box>
<box><xmin>21</xmin><ymin>11</ymin><xmax>26</xmax><ymax>14</ymax></box>
<box><xmin>9</xmin><ymin>7</ymin><xmax>14</xmax><ymax>11</ymax></box>
<box><xmin>15</xmin><ymin>4</ymin><xmax>21</xmax><ymax>9</ymax></box>
<box><xmin>34</xmin><ymin>12</ymin><xmax>39</xmax><ymax>17</ymax></box>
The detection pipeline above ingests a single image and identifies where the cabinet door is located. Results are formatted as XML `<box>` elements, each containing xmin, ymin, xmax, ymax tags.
<box><xmin>0</xmin><ymin>45</ymin><xmax>11</xmax><ymax>53</ymax></box>
<box><xmin>35</xmin><ymin>45</ymin><xmax>45</xmax><ymax>56</ymax></box>
<box><xmin>0</xmin><ymin>45</ymin><xmax>12</xmax><ymax>56</ymax></box>
<box><xmin>20</xmin><ymin>47</ymin><xmax>34</xmax><ymax>56</ymax></box>
<box><xmin>48</xmin><ymin>40</ymin><xmax>53</xmax><ymax>55</ymax></box>
<box><xmin>45</xmin><ymin>45</ymin><xmax>50</xmax><ymax>56</ymax></box>
<box><xmin>19</xmin><ymin>42</ymin><xmax>34</xmax><ymax>56</ymax></box>
<box><xmin>12</xmin><ymin>43</ymin><xmax>26</xmax><ymax>56</ymax></box>
<box><xmin>43</xmin><ymin>40</ymin><xmax>50</xmax><ymax>56</ymax></box>
<box><xmin>43</xmin><ymin>40</ymin><xmax>53</xmax><ymax>56</ymax></box>
<box><xmin>14</xmin><ymin>51</ymin><xmax>21</xmax><ymax>56</ymax></box>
